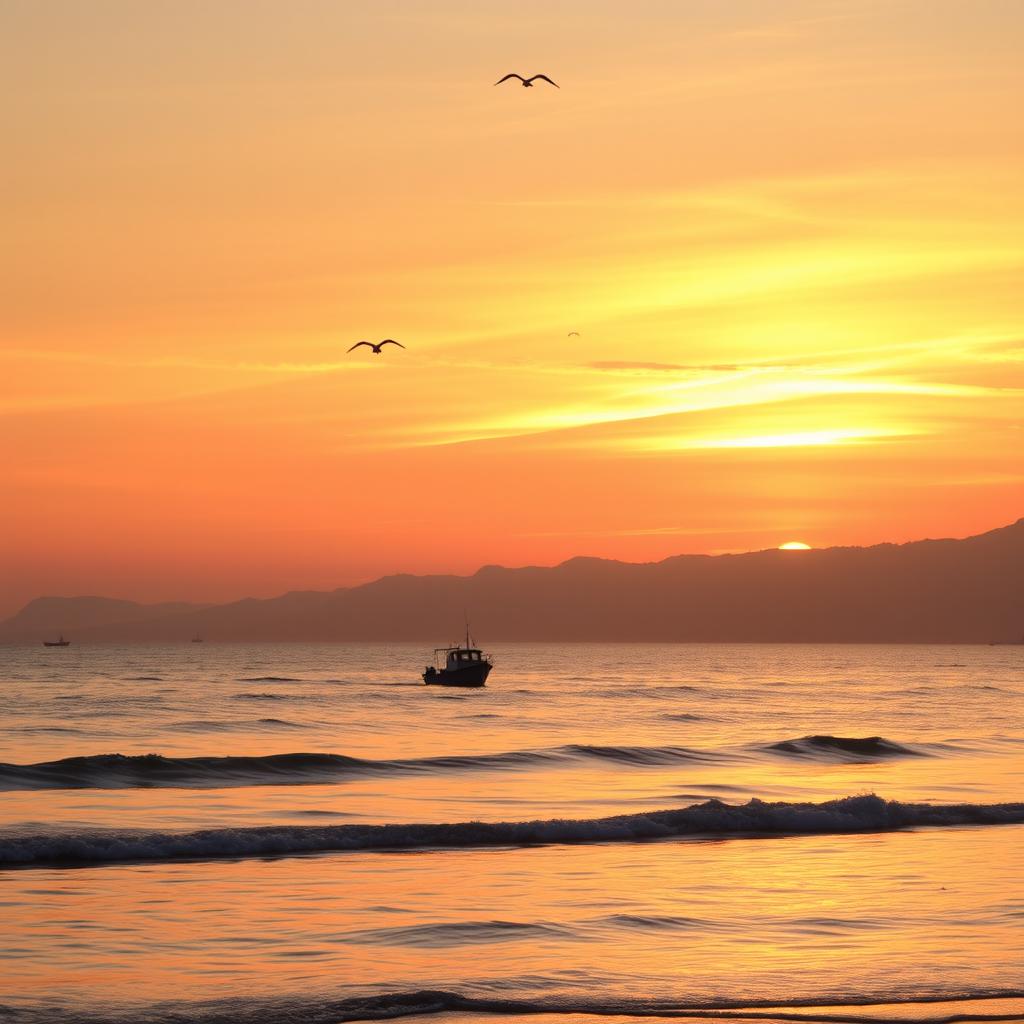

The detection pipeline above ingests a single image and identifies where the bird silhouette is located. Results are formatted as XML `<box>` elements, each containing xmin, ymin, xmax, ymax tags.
<box><xmin>347</xmin><ymin>339</ymin><xmax>406</xmax><ymax>355</ymax></box>
<box><xmin>494</xmin><ymin>73</ymin><xmax>559</xmax><ymax>89</ymax></box>
<box><xmin>567</xmin><ymin>331</ymin><xmax>580</xmax><ymax>337</ymax></box>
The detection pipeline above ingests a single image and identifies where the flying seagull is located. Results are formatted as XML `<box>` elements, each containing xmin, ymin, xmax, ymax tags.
<box><xmin>494</xmin><ymin>73</ymin><xmax>559</xmax><ymax>89</ymax></box>
<box><xmin>567</xmin><ymin>331</ymin><xmax>580</xmax><ymax>337</ymax></box>
<box><xmin>347</xmin><ymin>339</ymin><xmax>406</xmax><ymax>355</ymax></box>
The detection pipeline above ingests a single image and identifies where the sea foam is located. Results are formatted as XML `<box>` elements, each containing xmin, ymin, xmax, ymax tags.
<box><xmin>1</xmin><ymin>988</ymin><xmax>1023</xmax><ymax>1024</ymax></box>
<box><xmin>1</xmin><ymin>794</ymin><xmax>1022</xmax><ymax>868</ymax></box>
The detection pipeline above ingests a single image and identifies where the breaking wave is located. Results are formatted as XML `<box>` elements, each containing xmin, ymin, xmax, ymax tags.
<box><xmin>1</xmin><ymin>989</ymin><xmax>1023</xmax><ymax>1024</ymax></box>
<box><xmin>2</xmin><ymin>794</ymin><xmax>1022</xmax><ymax>868</ymax></box>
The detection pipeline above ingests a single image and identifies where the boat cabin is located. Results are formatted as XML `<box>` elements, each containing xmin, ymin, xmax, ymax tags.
<box><xmin>442</xmin><ymin>646</ymin><xmax>486</xmax><ymax>670</ymax></box>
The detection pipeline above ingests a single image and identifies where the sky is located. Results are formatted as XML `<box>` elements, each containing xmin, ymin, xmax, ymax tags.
<box><xmin>1</xmin><ymin>0</ymin><xmax>1022</xmax><ymax>616</ymax></box>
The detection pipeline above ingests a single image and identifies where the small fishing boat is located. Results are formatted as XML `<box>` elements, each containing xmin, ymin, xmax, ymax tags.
<box><xmin>43</xmin><ymin>635</ymin><xmax>70</xmax><ymax>647</ymax></box>
<box><xmin>423</xmin><ymin>627</ymin><xmax>492</xmax><ymax>687</ymax></box>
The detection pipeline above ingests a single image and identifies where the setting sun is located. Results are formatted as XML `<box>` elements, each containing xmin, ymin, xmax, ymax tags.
<box><xmin>779</xmin><ymin>542</ymin><xmax>812</xmax><ymax>551</ymax></box>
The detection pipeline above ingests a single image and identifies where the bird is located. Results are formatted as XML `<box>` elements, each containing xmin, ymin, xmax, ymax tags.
<box><xmin>494</xmin><ymin>73</ymin><xmax>559</xmax><ymax>89</ymax></box>
<box><xmin>567</xmin><ymin>331</ymin><xmax>580</xmax><ymax>337</ymax></box>
<box><xmin>347</xmin><ymin>339</ymin><xmax>406</xmax><ymax>355</ymax></box>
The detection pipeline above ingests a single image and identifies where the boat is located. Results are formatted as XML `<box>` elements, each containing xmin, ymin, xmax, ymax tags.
<box><xmin>989</xmin><ymin>634</ymin><xmax>1024</xmax><ymax>646</ymax></box>
<box><xmin>423</xmin><ymin>627</ymin><xmax>493</xmax><ymax>687</ymax></box>
<box><xmin>43</xmin><ymin>635</ymin><xmax>70</xmax><ymax>647</ymax></box>
<box><xmin>191</xmin><ymin>634</ymin><xmax>203</xmax><ymax>643</ymax></box>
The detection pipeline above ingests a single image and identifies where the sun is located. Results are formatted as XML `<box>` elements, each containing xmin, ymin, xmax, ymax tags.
<box><xmin>779</xmin><ymin>541</ymin><xmax>812</xmax><ymax>550</ymax></box>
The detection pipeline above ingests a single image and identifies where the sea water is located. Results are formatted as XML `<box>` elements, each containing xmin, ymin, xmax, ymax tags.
<box><xmin>0</xmin><ymin>642</ymin><xmax>1021</xmax><ymax>1023</ymax></box>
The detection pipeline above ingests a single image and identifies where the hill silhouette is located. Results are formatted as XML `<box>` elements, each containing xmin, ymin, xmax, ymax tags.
<box><xmin>1</xmin><ymin>596</ymin><xmax>205</xmax><ymax>642</ymax></box>
<box><xmin>3</xmin><ymin>520</ymin><xmax>1022</xmax><ymax>644</ymax></box>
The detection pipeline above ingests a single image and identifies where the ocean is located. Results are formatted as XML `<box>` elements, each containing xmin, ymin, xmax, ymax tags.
<box><xmin>0</xmin><ymin>642</ymin><xmax>1021</xmax><ymax>1023</ymax></box>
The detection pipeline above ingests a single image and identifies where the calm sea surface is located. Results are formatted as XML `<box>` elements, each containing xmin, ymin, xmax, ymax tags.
<box><xmin>0</xmin><ymin>642</ymin><xmax>1022</xmax><ymax>1023</ymax></box>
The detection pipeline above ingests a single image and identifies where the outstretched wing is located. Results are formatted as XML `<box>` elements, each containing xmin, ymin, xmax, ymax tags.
<box><xmin>494</xmin><ymin>73</ymin><xmax>526</xmax><ymax>85</ymax></box>
<box><xmin>567</xmin><ymin>331</ymin><xmax>580</xmax><ymax>337</ymax></box>
<box><xmin>347</xmin><ymin>341</ymin><xmax>374</xmax><ymax>352</ymax></box>
<box><xmin>378</xmin><ymin>339</ymin><xmax>405</xmax><ymax>349</ymax></box>
<box><xmin>529</xmin><ymin>74</ymin><xmax>559</xmax><ymax>88</ymax></box>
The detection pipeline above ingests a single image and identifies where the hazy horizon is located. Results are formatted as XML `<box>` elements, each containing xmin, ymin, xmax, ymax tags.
<box><xmin>3</xmin><ymin>514</ymin><xmax>1020</xmax><ymax>618</ymax></box>
<box><xmin>4</xmin><ymin>516</ymin><xmax>1020</xmax><ymax>645</ymax></box>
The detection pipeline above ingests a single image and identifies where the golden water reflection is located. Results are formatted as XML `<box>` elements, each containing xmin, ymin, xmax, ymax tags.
<box><xmin>1</xmin><ymin>826</ymin><xmax>1021</xmax><ymax>1008</ymax></box>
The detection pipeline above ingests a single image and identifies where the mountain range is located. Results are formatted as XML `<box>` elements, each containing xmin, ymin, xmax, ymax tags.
<box><xmin>3</xmin><ymin>519</ymin><xmax>1022</xmax><ymax>644</ymax></box>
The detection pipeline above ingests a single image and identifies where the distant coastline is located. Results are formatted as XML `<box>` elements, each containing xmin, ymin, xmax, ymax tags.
<box><xmin>3</xmin><ymin>518</ymin><xmax>1022</xmax><ymax>645</ymax></box>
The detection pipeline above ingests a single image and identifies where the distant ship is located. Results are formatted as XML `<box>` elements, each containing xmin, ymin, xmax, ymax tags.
<box><xmin>191</xmin><ymin>634</ymin><xmax>203</xmax><ymax>643</ymax></box>
<box><xmin>988</xmin><ymin>634</ymin><xmax>1024</xmax><ymax>646</ymax></box>
<box><xmin>43</xmin><ymin>635</ymin><xmax>70</xmax><ymax>647</ymax></box>
<box><xmin>423</xmin><ymin>627</ymin><xmax>492</xmax><ymax>687</ymax></box>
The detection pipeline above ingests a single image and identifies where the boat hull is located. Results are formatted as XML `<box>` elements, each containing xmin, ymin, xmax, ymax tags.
<box><xmin>423</xmin><ymin>662</ymin><xmax>492</xmax><ymax>687</ymax></box>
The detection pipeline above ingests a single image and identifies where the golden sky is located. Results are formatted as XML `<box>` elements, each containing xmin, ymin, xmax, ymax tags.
<box><xmin>2</xmin><ymin>0</ymin><xmax>1022</xmax><ymax>614</ymax></box>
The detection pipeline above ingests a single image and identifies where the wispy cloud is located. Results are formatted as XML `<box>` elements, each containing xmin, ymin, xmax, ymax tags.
<box><xmin>632</xmin><ymin>427</ymin><xmax>918</xmax><ymax>452</ymax></box>
<box><xmin>588</xmin><ymin>360</ymin><xmax>751</xmax><ymax>373</ymax></box>
<box><xmin>409</xmin><ymin>372</ymin><xmax>1005</xmax><ymax>450</ymax></box>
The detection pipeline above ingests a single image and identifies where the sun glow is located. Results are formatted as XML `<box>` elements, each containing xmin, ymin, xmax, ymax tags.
<box><xmin>779</xmin><ymin>542</ymin><xmax>812</xmax><ymax>550</ymax></box>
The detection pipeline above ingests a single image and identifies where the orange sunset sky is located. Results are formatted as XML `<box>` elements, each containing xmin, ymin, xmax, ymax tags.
<box><xmin>2</xmin><ymin>0</ymin><xmax>1023</xmax><ymax>617</ymax></box>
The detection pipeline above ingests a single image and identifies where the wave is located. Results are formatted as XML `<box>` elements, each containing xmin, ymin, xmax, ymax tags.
<box><xmin>1</xmin><ymin>990</ymin><xmax>1023</xmax><ymax>1024</ymax></box>
<box><xmin>166</xmin><ymin>720</ymin><xmax>237</xmax><ymax>733</ymax></box>
<box><xmin>167</xmin><ymin>718</ymin><xmax>311</xmax><ymax>732</ymax></box>
<box><xmin>12</xmin><ymin>725</ymin><xmax>88</xmax><ymax>735</ymax></box>
<box><xmin>2</xmin><ymin>794</ymin><xmax>1022</xmax><ymax>868</ymax></box>
<box><xmin>0</xmin><ymin>743</ymin><xmax>727</xmax><ymax>792</ymax></box>
<box><xmin>237</xmin><ymin>676</ymin><xmax>302</xmax><ymax>683</ymax></box>
<box><xmin>764</xmin><ymin>736</ymin><xmax>930</xmax><ymax>761</ymax></box>
<box><xmin>561</xmin><ymin>743</ymin><xmax>727</xmax><ymax>765</ymax></box>
<box><xmin>593</xmin><ymin>683</ymin><xmax>704</xmax><ymax>699</ymax></box>
<box><xmin>600</xmin><ymin>913</ymin><xmax>717</xmax><ymax>932</ymax></box>
<box><xmin>0</xmin><ymin>752</ymin><xmax>374</xmax><ymax>790</ymax></box>
<box><xmin>0</xmin><ymin>735</ymin><xmax>942</xmax><ymax>792</ymax></box>
<box><xmin>343</xmin><ymin>919</ymin><xmax>571</xmax><ymax>947</ymax></box>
